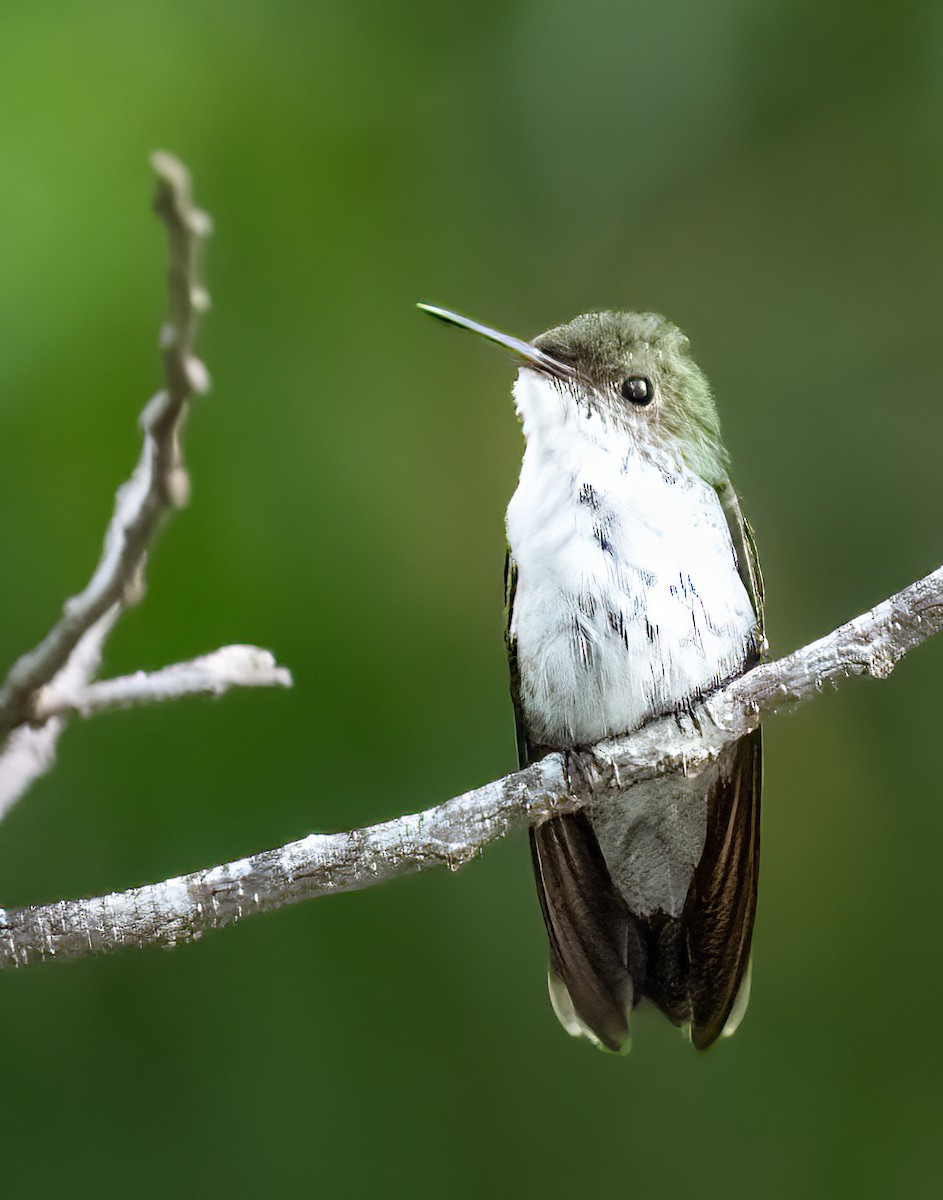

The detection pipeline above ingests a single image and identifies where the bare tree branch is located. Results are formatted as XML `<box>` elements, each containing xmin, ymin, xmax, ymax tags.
<box><xmin>2</xmin><ymin>561</ymin><xmax>941</xmax><ymax>969</ymax></box>
<box><xmin>0</xmin><ymin>154</ymin><xmax>209</xmax><ymax>739</ymax></box>
<box><xmin>0</xmin><ymin>154</ymin><xmax>291</xmax><ymax>814</ymax></box>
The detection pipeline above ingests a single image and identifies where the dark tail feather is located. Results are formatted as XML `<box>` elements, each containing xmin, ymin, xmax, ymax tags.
<box><xmin>530</xmin><ymin>730</ymin><xmax>761</xmax><ymax>1052</ymax></box>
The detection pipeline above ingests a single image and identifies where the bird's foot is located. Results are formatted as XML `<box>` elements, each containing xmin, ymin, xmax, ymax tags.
<box><xmin>562</xmin><ymin>746</ymin><xmax>615</xmax><ymax>800</ymax></box>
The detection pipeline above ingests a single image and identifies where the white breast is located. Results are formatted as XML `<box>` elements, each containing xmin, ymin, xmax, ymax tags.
<box><xmin>506</xmin><ymin>371</ymin><xmax>758</xmax><ymax>748</ymax></box>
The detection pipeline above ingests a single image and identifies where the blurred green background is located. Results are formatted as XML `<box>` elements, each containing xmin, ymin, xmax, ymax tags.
<box><xmin>1</xmin><ymin>1</ymin><xmax>942</xmax><ymax>1196</ymax></box>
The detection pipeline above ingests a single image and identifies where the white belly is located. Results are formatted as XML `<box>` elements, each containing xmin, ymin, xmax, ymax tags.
<box><xmin>506</xmin><ymin>386</ymin><xmax>758</xmax><ymax>749</ymax></box>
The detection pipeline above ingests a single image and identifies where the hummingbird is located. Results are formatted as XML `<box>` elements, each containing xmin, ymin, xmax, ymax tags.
<box><xmin>420</xmin><ymin>303</ymin><xmax>764</xmax><ymax>1054</ymax></box>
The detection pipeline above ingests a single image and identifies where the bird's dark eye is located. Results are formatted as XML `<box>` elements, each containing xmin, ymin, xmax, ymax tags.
<box><xmin>621</xmin><ymin>376</ymin><xmax>653</xmax><ymax>406</ymax></box>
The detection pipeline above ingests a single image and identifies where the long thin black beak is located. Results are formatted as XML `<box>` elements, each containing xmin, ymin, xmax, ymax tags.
<box><xmin>417</xmin><ymin>303</ymin><xmax>577</xmax><ymax>385</ymax></box>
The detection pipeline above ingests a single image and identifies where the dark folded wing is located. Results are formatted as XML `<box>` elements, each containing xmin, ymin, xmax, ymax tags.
<box><xmin>530</xmin><ymin>814</ymin><xmax>640</xmax><ymax>1051</ymax></box>
<box><xmin>679</xmin><ymin>726</ymin><xmax>761</xmax><ymax>1048</ymax></box>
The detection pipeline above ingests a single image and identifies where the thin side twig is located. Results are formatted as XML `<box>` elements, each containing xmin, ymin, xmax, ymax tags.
<box><xmin>33</xmin><ymin>646</ymin><xmax>293</xmax><ymax>720</ymax></box>
<box><xmin>1</xmin><ymin>561</ymin><xmax>941</xmax><ymax>969</ymax></box>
